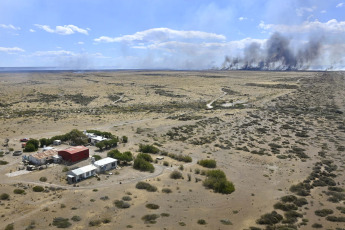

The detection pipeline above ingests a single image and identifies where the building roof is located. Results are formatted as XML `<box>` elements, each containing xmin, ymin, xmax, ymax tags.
<box><xmin>70</xmin><ymin>164</ymin><xmax>97</xmax><ymax>176</ymax></box>
<box><xmin>91</xmin><ymin>136</ymin><xmax>107</xmax><ymax>141</ymax></box>
<box><xmin>94</xmin><ymin>157</ymin><xmax>117</xmax><ymax>167</ymax></box>
<box><xmin>31</xmin><ymin>149</ymin><xmax>58</xmax><ymax>160</ymax></box>
<box><xmin>61</xmin><ymin>146</ymin><xmax>89</xmax><ymax>154</ymax></box>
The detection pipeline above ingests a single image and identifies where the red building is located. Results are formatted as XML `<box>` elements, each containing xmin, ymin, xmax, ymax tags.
<box><xmin>58</xmin><ymin>146</ymin><xmax>89</xmax><ymax>163</ymax></box>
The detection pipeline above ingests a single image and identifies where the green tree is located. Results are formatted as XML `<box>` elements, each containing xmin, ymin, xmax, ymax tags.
<box><xmin>137</xmin><ymin>153</ymin><xmax>153</xmax><ymax>162</ymax></box>
<box><xmin>139</xmin><ymin>144</ymin><xmax>159</xmax><ymax>154</ymax></box>
<box><xmin>95</xmin><ymin>142</ymin><xmax>105</xmax><ymax>151</ymax></box>
<box><xmin>24</xmin><ymin>143</ymin><xmax>36</xmax><ymax>152</ymax></box>
<box><xmin>133</xmin><ymin>158</ymin><xmax>154</xmax><ymax>172</ymax></box>
<box><xmin>67</xmin><ymin>129</ymin><xmax>88</xmax><ymax>145</ymax></box>
<box><xmin>122</xmin><ymin>136</ymin><xmax>128</xmax><ymax>143</ymax></box>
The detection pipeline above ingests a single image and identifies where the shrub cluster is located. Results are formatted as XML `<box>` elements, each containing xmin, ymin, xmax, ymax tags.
<box><xmin>142</xmin><ymin>214</ymin><xmax>159</xmax><ymax>224</ymax></box>
<box><xmin>139</xmin><ymin>144</ymin><xmax>160</xmax><ymax>154</ymax></box>
<box><xmin>170</xmin><ymin>170</ymin><xmax>183</xmax><ymax>179</ymax></box>
<box><xmin>135</xmin><ymin>182</ymin><xmax>157</xmax><ymax>192</ymax></box>
<box><xmin>198</xmin><ymin>159</ymin><xmax>216</xmax><ymax>168</ymax></box>
<box><xmin>32</xmin><ymin>186</ymin><xmax>44</xmax><ymax>192</ymax></box>
<box><xmin>0</xmin><ymin>193</ymin><xmax>9</xmax><ymax>200</ymax></box>
<box><xmin>203</xmin><ymin>169</ymin><xmax>235</xmax><ymax>194</ymax></box>
<box><xmin>146</xmin><ymin>203</ymin><xmax>160</xmax><ymax>209</ymax></box>
<box><xmin>114</xmin><ymin>200</ymin><xmax>130</xmax><ymax>209</ymax></box>
<box><xmin>52</xmin><ymin>217</ymin><xmax>71</xmax><ymax>228</ymax></box>
<box><xmin>161</xmin><ymin>152</ymin><xmax>192</xmax><ymax>163</ymax></box>
<box><xmin>133</xmin><ymin>153</ymin><xmax>154</xmax><ymax>172</ymax></box>
<box><xmin>107</xmin><ymin>150</ymin><xmax>133</xmax><ymax>163</ymax></box>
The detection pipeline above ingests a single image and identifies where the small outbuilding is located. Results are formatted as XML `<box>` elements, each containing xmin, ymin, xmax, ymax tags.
<box><xmin>94</xmin><ymin>157</ymin><xmax>117</xmax><ymax>173</ymax></box>
<box><xmin>53</xmin><ymin>140</ymin><xmax>61</xmax><ymax>145</ymax></box>
<box><xmin>67</xmin><ymin>164</ymin><xmax>97</xmax><ymax>183</ymax></box>
<box><xmin>58</xmin><ymin>146</ymin><xmax>89</xmax><ymax>163</ymax></box>
<box><xmin>90</xmin><ymin>136</ymin><xmax>107</xmax><ymax>145</ymax></box>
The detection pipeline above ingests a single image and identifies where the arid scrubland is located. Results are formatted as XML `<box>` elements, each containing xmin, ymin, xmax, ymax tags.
<box><xmin>0</xmin><ymin>70</ymin><xmax>345</xmax><ymax>230</ymax></box>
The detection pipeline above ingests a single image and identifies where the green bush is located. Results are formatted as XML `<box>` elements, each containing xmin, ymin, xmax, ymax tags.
<box><xmin>0</xmin><ymin>193</ymin><xmax>9</xmax><ymax>200</ymax></box>
<box><xmin>315</xmin><ymin>209</ymin><xmax>333</xmax><ymax>217</ymax></box>
<box><xmin>32</xmin><ymin>186</ymin><xmax>44</xmax><ymax>192</ymax></box>
<box><xmin>256</xmin><ymin>211</ymin><xmax>283</xmax><ymax>225</ymax></box>
<box><xmin>203</xmin><ymin>169</ymin><xmax>235</xmax><ymax>194</ymax></box>
<box><xmin>162</xmin><ymin>188</ymin><xmax>172</xmax><ymax>193</ymax></box>
<box><xmin>167</xmin><ymin>153</ymin><xmax>192</xmax><ymax>162</ymax></box>
<box><xmin>170</xmin><ymin>170</ymin><xmax>183</xmax><ymax>179</ymax></box>
<box><xmin>122</xmin><ymin>196</ymin><xmax>132</xmax><ymax>201</ymax></box>
<box><xmin>311</xmin><ymin>223</ymin><xmax>322</xmax><ymax>228</ymax></box>
<box><xmin>142</xmin><ymin>214</ymin><xmax>159</xmax><ymax>224</ymax></box>
<box><xmin>89</xmin><ymin>220</ymin><xmax>102</xmax><ymax>227</ymax></box>
<box><xmin>5</xmin><ymin>224</ymin><xmax>14</xmax><ymax>230</ymax></box>
<box><xmin>114</xmin><ymin>200</ymin><xmax>131</xmax><ymax>209</ymax></box>
<box><xmin>0</xmin><ymin>160</ymin><xmax>9</xmax><ymax>165</ymax></box>
<box><xmin>136</xmin><ymin>153</ymin><xmax>153</xmax><ymax>162</ymax></box>
<box><xmin>71</xmin><ymin>216</ymin><xmax>81</xmax><ymax>222</ymax></box>
<box><xmin>133</xmin><ymin>158</ymin><xmax>154</xmax><ymax>173</ymax></box>
<box><xmin>135</xmin><ymin>182</ymin><xmax>157</xmax><ymax>192</ymax></box>
<box><xmin>108</xmin><ymin>150</ymin><xmax>133</xmax><ymax>163</ymax></box>
<box><xmin>24</xmin><ymin>143</ymin><xmax>36</xmax><ymax>152</ymax></box>
<box><xmin>93</xmin><ymin>155</ymin><xmax>102</xmax><ymax>161</ymax></box>
<box><xmin>146</xmin><ymin>203</ymin><xmax>160</xmax><ymax>209</ymax></box>
<box><xmin>122</xmin><ymin>136</ymin><xmax>128</xmax><ymax>143</ymax></box>
<box><xmin>197</xmin><ymin>219</ymin><xmax>207</xmax><ymax>225</ymax></box>
<box><xmin>198</xmin><ymin>159</ymin><xmax>217</xmax><ymax>168</ymax></box>
<box><xmin>52</xmin><ymin>217</ymin><xmax>71</xmax><ymax>228</ymax></box>
<box><xmin>13</xmin><ymin>189</ymin><xmax>25</xmax><ymax>194</ymax></box>
<box><xmin>325</xmin><ymin>216</ymin><xmax>345</xmax><ymax>222</ymax></box>
<box><xmin>273</xmin><ymin>202</ymin><xmax>298</xmax><ymax>211</ymax></box>
<box><xmin>39</xmin><ymin>177</ymin><xmax>47</xmax><ymax>182</ymax></box>
<box><xmin>139</xmin><ymin>144</ymin><xmax>160</xmax><ymax>154</ymax></box>
<box><xmin>163</xmin><ymin>161</ymin><xmax>169</xmax><ymax>166</ymax></box>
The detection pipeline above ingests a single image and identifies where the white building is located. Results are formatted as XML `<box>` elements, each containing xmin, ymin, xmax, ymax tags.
<box><xmin>94</xmin><ymin>157</ymin><xmax>117</xmax><ymax>173</ymax></box>
<box><xmin>67</xmin><ymin>164</ymin><xmax>97</xmax><ymax>183</ymax></box>
<box><xmin>90</xmin><ymin>136</ymin><xmax>108</xmax><ymax>145</ymax></box>
<box><xmin>66</xmin><ymin>157</ymin><xmax>117</xmax><ymax>183</ymax></box>
<box><xmin>27</xmin><ymin>149</ymin><xmax>60</xmax><ymax>165</ymax></box>
<box><xmin>53</xmin><ymin>140</ymin><xmax>61</xmax><ymax>145</ymax></box>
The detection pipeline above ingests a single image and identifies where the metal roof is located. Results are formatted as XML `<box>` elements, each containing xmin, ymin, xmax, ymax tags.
<box><xmin>61</xmin><ymin>146</ymin><xmax>88</xmax><ymax>154</ymax></box>
<box><xmin>94</xmin><ymin>157</ymin><xmax>117</xmax><ymax>167</ymax></box>
<box><xmin>31</xmin><ymin>149</ymin><xmax>58</xmax><ymax>160</ymax></box>
<box><xmin>70</xmin><ymin>164</ymin><xmax>97</xmax><ymax>176</ymax></box>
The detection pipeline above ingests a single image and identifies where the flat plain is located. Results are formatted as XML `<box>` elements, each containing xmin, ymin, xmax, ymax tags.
<box><xmin>0</xmin><ymin>70</ymin><xmax>345</xmax><ymax>230</ymax></box>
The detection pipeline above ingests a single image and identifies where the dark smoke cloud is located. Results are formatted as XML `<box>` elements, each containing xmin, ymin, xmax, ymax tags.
<box><xmin>222</xmin><ymin>32</ymin><xmax>322</xmax><ymax>70</ymax></box>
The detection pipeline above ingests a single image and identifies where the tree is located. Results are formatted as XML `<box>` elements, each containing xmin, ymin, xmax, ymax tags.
<box><xmin>139</xmin><ymin>144</ymin><xmax>159</xmax><ymax>154</ymax></box>
<box><xmin>26</xmin><ymin>139</ymin><xmax>39</xmax><ymax>151</ymax></box>
<box><xmin>137</xmin><ymin>153</ymin><xmax>153</xmax><ymax>162</ymax></box>
<box><xmin>67</xmin><ymin>129</ymin><xmax>88</xmax><ymax>145</ymax></box>
<box><xmin>95</xmin><ymin>142</ymin><xmax>105</xmax><ymax>151</ymax></box>
<box><xmin>107</xmin><ymin>150</ymin><xmax>133</xmax><ymax>164</ymax></box>
<box><xmin>133</xmin><ymin>158</ymin><xmax>154</xmax><ymax>173</ymax></box>
<box><xmin>24</xmin><ymin>143</ymin><xmax>36</xmax><ymax>152</ymax></box>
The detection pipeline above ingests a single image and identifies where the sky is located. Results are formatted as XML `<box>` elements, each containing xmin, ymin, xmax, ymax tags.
<box><xmin>0</xmin><ymin>0</ymin><xmax>344</xmax><ymax>69</ymax></box>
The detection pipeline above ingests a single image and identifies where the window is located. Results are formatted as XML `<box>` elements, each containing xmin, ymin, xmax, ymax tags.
<box><xmin>86</xmin><ymin>172</ymin><xmax>90</xmax><ymax>176</ymax></box>
<box><xmin>112</xmin><ymin>162</ymin><xmax>116</xmax><ymax>167</ymax></box>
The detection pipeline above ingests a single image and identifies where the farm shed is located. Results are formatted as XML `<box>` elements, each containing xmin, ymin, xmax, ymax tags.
<box><xmin>90</xmin><ymin>136</ymin><xmax>107</xmax><ymax>145</ymax></box>
<box><xmin>67</xmin><ymin>164</ymin><xmax>97</xmax><ymax>183</ymax></box>
<box><xmin>27</xmin><ymin>149</ymin><xmax>59</xmax><ymax>165</ymax></box>
<box><xmin>94</xmin><ymin>157</ymin><xmax>117</xmax><ymax>173</ymax></box>
<box><xmin>58</xmin><ymin>146</ymin><xmax>89</xmax><ymax>163</ymax></box>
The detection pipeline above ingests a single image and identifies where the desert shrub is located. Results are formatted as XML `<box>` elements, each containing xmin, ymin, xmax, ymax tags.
<box><xmin>197</xmin><ymin>219</ymin><xmax>207</xmax><ymax>225</ymax></box>
<box><xmin>294</xmin><ymin>198</ymin><xmax>308</xmax><ymax>207</ymax></box>
<box><xmin>328</xmin><ymin>186</ymin><xmax>344</xmax><ymax>192</ymax></box>
<box><xmin>13</xmin><ymin>189</ymin><xmax>25</xmax><ymax>194</ymax></box>
<box><xmin>283</xmin><ymin>211</ymin><xmax>303</xmax><ymax>223</ymax></box>
<box><xmin>220</xmin><ymin>219</ymin><xmax>232</xmax><ymax>225</ymax></box>
<box><xmin>167</xmin><ymin>153</ymin><xmax>192</xmax><ymax>162</ymax></box>
<box><xmin>163</xmin><ymin>161</ymin><xmax>169</xmax><ymax>166</ymax></box>
<box><xmin>274</xmin><ymin>202</ymin><xmax>298</xmax><ymax>211</ymax></box>
<box><xmin>170</xmin><ymin>170</ymin><xmax>182</xmax><ymax>179</ymax></box>
<box><xmin>52</xmin><ymin>217</ymin><xmax>71</xmax><ymax>228</ymax></box>
<box><xmin>0</xmin><ymin>160</ymin><xmax>8</xmax><ymax>165</ymax></box>
<box><xmin>135</xmin><ymin>181</ymin><xmax>157</xmax><ymax>192</ymax></box>
<box><xmin>139</xmin><ymin>144</ymin><xmax>159</xmax><ymax>154</ymax></box>
<box><xmin>281</xmin><ymin>195</ymin><xmax>297</xmax><ymax>203</ymax></box>
<box><xmin>162</xmin><ymin>188</ymin><xmax>172</xmax><ymax>193</ymax></box>
<box><xmin>141</xmin><ymin>214</ymin><xmax>159</xmax><ymax>224</ymax></box>
<box><xmin>25</xmin><ymin>221</ymin><xmax>36</xmax><ymax>230</ymax></box>
<box><xmin>39</xmin><ymin>177</ymin><xmax>47</xmax><ymax>182</ymax></box>
<box><xmin>161</xmin><ymin>213</ymin><xmax>170</xmax><ymax>217</ymax></box>
<box><xmin>203</xmin><ymin>169</ymin><xmax>235</xmax><ymax>194</ymax></box>
<box><xmin>114</xmin><ymin>200</ymin><xmax>130</xmax><ymax>209</ymax></box>
<box><xmin>108</xmin><ymin>150</ymin><xmax>133</xmax><ymax>163</ymax></box>
<box><xmin>0</xmin><ymin>193</ymin><xmax>10</xmax><ymax>200</ymax></box>
<box><xmin>24</xmin><ymin>143</ymin><xmax>36</xmax><ymax>152</ymax></box>
<box><xmin>311</xmin><ymin>223</ymin><xmax>322</xmax><ymax>228</ymax></box>
<box><xmin>122</xmin><ymin>136</ymin><xmax>128</xmax><ymax>143</ymax></box>
<box><xmin>289</xmin><ymin>183</ymin><xmax>310</xmax><ymax>196</ymax></box>
<box><xmin>71</xmin><ymin>216</ymin><xmax>81</xmax><ymax>222</ymax></box>
<box><xmin>256</xmin><ymin>211</ymin><xmax>283</xmax><ymax>225</ymax></box>
<box><xmin>32</xmin><ymin>186</ymin><xmax>44</xmax><ymax>192</ymax></box>
<box><xmin>122</xmin><ymin>196</ymin><xmax>132</xmax><ymax>201</ymax></box>
<box><xmin>325</xmin><ymin>216</ymin><xmax>345</xmax><ymax>222</ymax></box>
<box><xmin>100</xmin><ymin>196</ymin><xmax>109</xmax><ymax>201</ymax></box>
<box><xmin>198</xmin><ymin>159</ymin><xmax>217</xmax><ymax>168</ymax></box>
<box><xmin>179</xmin><ymin>222</ymin><xmax>186</xmax><ymax>226</ymax></box>
<box><xmin>194</xmin><ymin>168</ymin><xmax>200</xmax><ymax>174</ymax></box>
<box><xmin>315</xmin><ymin>209</ymin><xmax>333</xmax><ymax>217</ymax></box>
<box><xmin>146</xmin><ymin>203</ymin><xmax>160</xmax><ymax>209</ymax></box>
<box><xmin>133</xmin><ymin>158</ymin><xmax>154</xmax><ymax>173</ymax></box>
<box><xmin>5</xmin><ymin>224</ymin><xmax>14</xmax><ymax>230</ymax></box>
<box><xmin>136</xmin><ymin>153</ymin><xmax>153</xmax><ymax>162</ymax></box>
<box><xmin>89</xmin><ymin>220</ymin><xmax>102</xmax><ymax>227</ymax></box>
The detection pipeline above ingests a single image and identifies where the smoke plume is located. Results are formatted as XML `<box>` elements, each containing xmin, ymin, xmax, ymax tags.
<box><xmin>222</xmin><ymin>32</ymin><xmax>322</xmax><ymax>70</ymax></box>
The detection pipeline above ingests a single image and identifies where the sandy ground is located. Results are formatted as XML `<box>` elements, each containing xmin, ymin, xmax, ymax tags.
<box><xmin>0</xmin><ymin>70</ymin><xmax>345</xmax><ymax>230</ymax></box>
